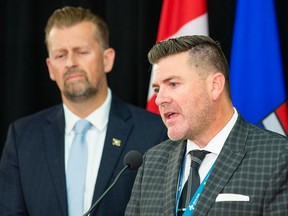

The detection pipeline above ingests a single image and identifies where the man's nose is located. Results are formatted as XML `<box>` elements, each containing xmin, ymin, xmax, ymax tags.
<box><xmin>155</xmin><ymin>88</ymin><xmax>171</xmax><ymax>106</ymax></box>
<box><xmin>65</xmin><ymin>53</ymin><xmax>78</xmax><ymax>68</ymax></box>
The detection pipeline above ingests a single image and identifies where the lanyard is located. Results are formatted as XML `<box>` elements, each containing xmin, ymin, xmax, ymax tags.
<box><xmin>176</xmin><ymin>153</ymin><xmax>214</xmax><ymax>216</ymax></box>
<box><xmin>175</xmin><ymin>151</ymin><xmax>187</xmax><ymax>216</ymax></box>
<box><xmin>182</xmin><ymin>165</ymin><xmax>214</xmax><ymax>216</ymax></box>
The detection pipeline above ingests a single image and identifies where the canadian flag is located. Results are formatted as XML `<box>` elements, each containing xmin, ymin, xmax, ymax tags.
<box><xmin>146</xmin><ymin>0</ymin><xmax>209</xmax><ymax>114</ymax></box>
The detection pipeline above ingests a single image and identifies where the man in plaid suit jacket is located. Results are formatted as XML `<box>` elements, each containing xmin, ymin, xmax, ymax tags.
<box><xmin>125</xmin><ymin>35</ymin><xmax>288</xmax><ymax>216</ymax></box>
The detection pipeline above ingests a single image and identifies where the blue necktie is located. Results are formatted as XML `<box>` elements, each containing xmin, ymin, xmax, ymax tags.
<box><xmin>66</xmin><ymin>119</ymin><xmax>91</xmax><ymax>216</ymax></box>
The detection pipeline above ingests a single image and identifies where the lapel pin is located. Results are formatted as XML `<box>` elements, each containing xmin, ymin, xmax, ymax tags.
<box><xmin>112</xmin><ymin>138</ymin><xmax>122</xmax><ymax>147</ymax></box>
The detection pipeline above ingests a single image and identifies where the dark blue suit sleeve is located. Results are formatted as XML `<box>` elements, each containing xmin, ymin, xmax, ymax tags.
<box><xmin>0</xmin><ymin>124</ymin><xmax>28</xmax><ymax>215</ymax></box>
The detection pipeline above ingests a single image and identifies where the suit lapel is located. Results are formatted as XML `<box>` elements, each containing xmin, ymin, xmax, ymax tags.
<box><xmin>194</xmin><ymin>116</ymin><xmax>248</xmax><ymax>215</ymax></box>
<box><xmin>163</xmin><ymin>140</ymin><xmax>186</xmax><ymax>215</ymax></box>
<box><xmin>42</xmin><ymin>106</ymin><xmax>68</xmax><ymax>216</ymax></box>
<box><xmin>92</xmin><ymin>97</ymin><xmax>133</xmax><ymax>211</ymax></box>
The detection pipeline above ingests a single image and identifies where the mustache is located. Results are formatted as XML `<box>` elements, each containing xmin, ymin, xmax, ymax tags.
<box><xmin>63</xmin><ymin>68</ymin><xmax>87</xmax><ymax>80</ymax></box>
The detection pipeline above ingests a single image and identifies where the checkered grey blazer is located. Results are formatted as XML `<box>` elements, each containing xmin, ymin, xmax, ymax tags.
<box><xmin>125</xmin><ymin>115</ymin><xmax>288</xmax><ymax>215</ymax></box>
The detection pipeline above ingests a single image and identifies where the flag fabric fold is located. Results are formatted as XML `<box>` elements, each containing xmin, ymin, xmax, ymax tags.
<box><xmin>230</xmin><ymin>0</ymin><xmax>287</xmax><ymax>136</ymax></box>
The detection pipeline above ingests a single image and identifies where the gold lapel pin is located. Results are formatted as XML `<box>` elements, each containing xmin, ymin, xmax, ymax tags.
<box><xmin>112</xmin><ymin>138</ymin><xmax>122</xmax><ymax>147</ymax></box>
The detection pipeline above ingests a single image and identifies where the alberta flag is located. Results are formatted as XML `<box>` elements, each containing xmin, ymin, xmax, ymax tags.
<box><xmin>230</xmin><ymin>0</ymin><xmax>288</xmax><ymax>136</ymax></box>
<box><xmin>146</xmin><ymin>0</ymin><xmax>209</xmax><ymax>114</ymax></box>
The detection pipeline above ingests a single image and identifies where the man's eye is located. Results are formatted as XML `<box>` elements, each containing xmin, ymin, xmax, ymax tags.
<box><xmin>79</xmin><ymin>51</ymin><xmax>89</xmax><ymax>55</ymax></box>
<box><xmin>55</xmin><ymin>54</ymin><xmax>64</xmax><ymax>59</ymax></box>
<box><xmin>153</xmin><ymin>88</ymin><xmax>159</xmax><ymax>93</ymax></box>
<box><xmin>170</xmin><ymin>82</ymin><xmax>177</xmax><ymax>87</ymax></box>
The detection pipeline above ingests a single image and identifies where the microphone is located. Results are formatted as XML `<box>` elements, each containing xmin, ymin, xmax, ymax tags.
<box><xmin>83</xmin><ymin>150</ymin><xmax>143</xmax><ymax>216</ymax></box>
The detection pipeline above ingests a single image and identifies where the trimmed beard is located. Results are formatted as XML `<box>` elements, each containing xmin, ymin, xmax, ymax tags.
<box><xmin>63</xmin><ymin>69</ymin><xmax>98</xmax><ymax>103</ymax></box>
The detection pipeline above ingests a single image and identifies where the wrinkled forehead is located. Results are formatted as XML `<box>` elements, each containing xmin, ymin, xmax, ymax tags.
<box><xmin>46</xmin><ymin>22</ymin><xmax>101</xmax><ymax>51</ymax></box>
<box><xmin>152</xmin><ymin>53</ymin><xmax>198</xmax><ymax>83</ymax></box>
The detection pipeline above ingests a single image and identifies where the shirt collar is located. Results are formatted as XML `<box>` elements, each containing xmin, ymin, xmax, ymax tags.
<box><xmin>187</xmin><ymin>107</ymin><xmax>238</xmax><ymax>155</ymax></box>
<box><xmin>63</xmin><ymin>88</ymin><xmax>112</xmax><ymax>134</ymax></box>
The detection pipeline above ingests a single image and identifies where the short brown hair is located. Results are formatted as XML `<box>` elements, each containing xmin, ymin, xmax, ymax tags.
<box><xmin>148</xmin><ymin>35</ymin><xmax>230</xmax><ymax>97</ymax></box>
<box><xmin>45</xmin><ymin>6</ymin><xmax>109</xmax><ymax>49</ymax></box>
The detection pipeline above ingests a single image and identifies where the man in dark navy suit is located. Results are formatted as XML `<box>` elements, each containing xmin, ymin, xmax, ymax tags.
<box><xmin>0</xmin><ymin>6</ymin><xmax>167</xmax><ymax>216</ymax></box>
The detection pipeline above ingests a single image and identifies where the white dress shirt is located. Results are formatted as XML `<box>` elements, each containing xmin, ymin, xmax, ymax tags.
<box><xmin>64</xmin><ymin>89</ymin><xmax>112</xmax><ymax>213</ymax></box>
<box><xmin>182</xmin><ymin>108</ymin><xmax>239</xmax><ymax>190</ymax></box>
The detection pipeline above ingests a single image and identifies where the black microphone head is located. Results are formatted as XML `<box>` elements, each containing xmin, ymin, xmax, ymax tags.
<box><xmin>124</xmin><ymin>150</ymin><xmax>143</xmax><ymax>170</ymax></box>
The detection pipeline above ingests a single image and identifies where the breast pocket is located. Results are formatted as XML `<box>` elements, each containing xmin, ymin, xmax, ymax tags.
<box><xmin>209</xmin><ymin>201</ymin><xmax>255</xmax><ymax>215</ymax></box>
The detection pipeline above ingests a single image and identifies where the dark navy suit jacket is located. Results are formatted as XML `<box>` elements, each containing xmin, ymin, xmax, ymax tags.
<box><xmin>0</xmin><ymin>95</ymin><xmax>168</xmax><ymax>216</ymax></box>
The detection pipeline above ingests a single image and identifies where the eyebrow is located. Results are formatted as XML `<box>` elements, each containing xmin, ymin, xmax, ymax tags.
<box><xmin>52</xmin><ymin>45</ymin><xmax>90</xmax><ymax>52</ymax></box>
<box><xmin>152</xmin><ymin>76</ymin><xmax>181</xmax><ymax>88</ymax></box>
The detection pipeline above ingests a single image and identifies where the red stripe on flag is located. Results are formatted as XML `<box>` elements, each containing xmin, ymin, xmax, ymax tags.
<box><xmin>147</xmin><ymin>0</ymin><xmax>208</xmax><ymax>114</ymax></box>
<box><xmin>275</xmin><ymin>101</ymin><xmax>288</xmax><ymax>134</ymax></box>
<box><xmin>157</xmin><ymin>0</ymin><xmax>207</xmax><ymax>41</ymax></box>
<box><xmin>147</xmin><ymin>94</ymin><xmax>160</xmax><ymax>114</ymax></box>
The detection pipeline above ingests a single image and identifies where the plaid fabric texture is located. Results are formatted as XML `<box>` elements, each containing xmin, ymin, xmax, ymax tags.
<box><xmin>125</xmin><ymin>115</ymin><xmax>288</xmax><ymax>216</ymax></box>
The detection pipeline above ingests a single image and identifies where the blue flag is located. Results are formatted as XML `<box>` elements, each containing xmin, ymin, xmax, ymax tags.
<box><xmin>230</xmin><ymin>0</ymin><xmax>287</xmax><ymax>135</ymax></box>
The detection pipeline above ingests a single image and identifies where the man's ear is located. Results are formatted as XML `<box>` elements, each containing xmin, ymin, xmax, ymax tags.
<box><xmin>210</xmin><ymin>72</ymin><xmax>226</xmax><ymax>100</ymax></box>
<box><xmin>103</xmin><ymin>48</ymin><xmax>116</xmax><ymax>73</ymax></box>
<box><xmin>46</xmin><ymin>58</ymin><xmax>56</xmax><ymax>81</ymax></box>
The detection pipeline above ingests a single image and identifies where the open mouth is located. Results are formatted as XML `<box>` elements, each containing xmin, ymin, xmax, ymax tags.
<box><xmin>164</xmin><ymin>111</ymin><xmax>179</xmax><ymax>120</ymax></box>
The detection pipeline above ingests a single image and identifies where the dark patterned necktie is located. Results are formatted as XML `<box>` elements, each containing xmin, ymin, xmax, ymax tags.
<box><xmin>178</xmin><ymin>150</ymin><xmax>210</xmax><ymax>215</ymax></box>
